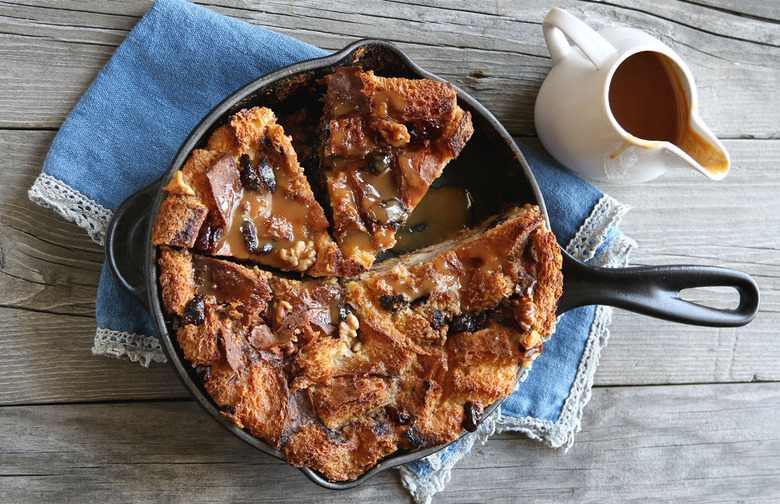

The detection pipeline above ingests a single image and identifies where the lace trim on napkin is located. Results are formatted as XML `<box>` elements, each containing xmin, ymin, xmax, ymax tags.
<box><xmin>28</xmin><ymin>173</ymin><xmax>113</xmax><ymax>246</ymax></box>
<box><xmin>92</xmin><ymin>328</ymin><xmax>167</xmax><ymax>367</ymax></box>
<box><xmin>401</xmin><ymin>194</ymin><xmax>635</xmax><ymax>504</ymax></box>
<box><xmin>568</xmin><ymin>194</ymin><xmax>630</xmax><ymax>262</ymax></box>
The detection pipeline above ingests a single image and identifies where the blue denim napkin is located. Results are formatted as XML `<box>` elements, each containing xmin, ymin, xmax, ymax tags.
<box><xmin>28</xmin><ymin>0</ymin><xmax>634</xmax><ymax>501</ymax></box>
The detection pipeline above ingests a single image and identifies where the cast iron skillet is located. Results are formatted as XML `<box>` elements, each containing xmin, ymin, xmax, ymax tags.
<box><xmin>105</xmin><ymin>39</ymin><xmax>760</xmax><ymax>489</ymax></box>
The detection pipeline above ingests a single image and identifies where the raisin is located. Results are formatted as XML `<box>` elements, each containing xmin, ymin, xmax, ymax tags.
<box><xmin>210</xmin><ymin>226</ymin><xmax>224</xmax><ymax>251</ymax></box>
<box><xmin>408</xmin><ymin>118</ymin><xmax>442</xmax><ymax>143</ymax></box>
<box><xmin>380</xmin><ymin>294</ymin><xmax>408</xmax><ymax>312</ymax></box>
<box><xmin>403</xmin><ymin>426</ymin><xmax>427</xmax><ymax>449</ymax></box>
<box><xmin>430</xmin><ymin>309</ymin><xmax>446</xmax><ymax>329</ymax></box>
<box><xmin>488</xmin><ymin>216</ymin><xmax>508</xmax><ymax>229</ymax></box>
<box><xmin>385</xmin><ymin>405</ymin><xmax>411</xmax><ymax>425</ymax></box>
<box><xmin>238</xmin><ymin>153</ymin><xmax>262</xmax><ymax>192</ymax></box>
<box><xmin>410</xmin><ymin>293</ymin><xmax>430</xmax><ymax>307</ymax></box>
<box><xmin>194</xmin><ymin>218</ymin><xmax>223</xmax><ymax>253</ymax></box>
<box><xmin>339</xmin><ymin>303</ymin><xmax>354</xmax><ymax>321</ymax></box>
<box><xmin>194</xmin><ymin>219</ymin><xmax>212</xmax><ymax>252</ymax></box>
<box><xmin>240</xmin><ymin>218</ymin><xmax>259</xmax><ymax>254</ymax></box>
<box><xmin>450</xmin><ymin>312</ymin><xmax>488</xmax><ymax>333</ymax></box>
<box><xmin>324</xmin><ymin>428</ymin><xmax>346</xmax><ymax>442</ymax></box>
<box><xmin>372</xmin><ymin>418</ymin><xmax>392</xmax><ymax>437</ymax></box>
<box><xmin>181</xmin><ymin>294</ymin><xmax>205</xmax><ymax>326</ymax></box>
<box><xmin>256</xmin><ymin>153</ymin><xmax>277</xmax><ymax>193</ymax></box>
<box><xmin>193</xmin><ymin>364</ymin><xmax>211</xmax><ymax>383</ymax></box>
<box><xmin>338</xmin><ymin>302</ymin><xmax>352</xmax><ymax>322</ymax></box>
<box><xmin>258</xmin><ymin>243</ymin><xmax>273</xmax><ymax>255</ymax></box>
<box><xmin>462</xmin><ymin>401</ymin><xmax>481</xmax><ymax>432</ymax></box>
<box><xmin>369</xmin><ymin>153</ymin><xmax>393</xmax><ymax>175</ymax></box>
<box><xmin>168</xmin><ymin>313</ymin><xmax>182</xmax><ymax>331</ymax></box>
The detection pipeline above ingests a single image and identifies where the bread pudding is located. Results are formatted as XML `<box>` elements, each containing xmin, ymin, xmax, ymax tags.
<box><xmin>152</xmin><ymin>69</ymin><xmax>562</xmax><ymax>481</ymax></box>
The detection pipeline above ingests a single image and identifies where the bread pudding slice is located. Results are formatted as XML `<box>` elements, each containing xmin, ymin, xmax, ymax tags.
<box><xmin>321</xmin><ymin>67</ymin><xmax>474</xmax><ymax>276</ymax></box>
<box><xmin>152</xmin><ymin>107</ymin><xmax>342</xmax><ymax>276</ymax></box>
<box><xmin>157</xmin><ymin>204</ymin><xmax>562</xmax><ymax>482</ymax></box>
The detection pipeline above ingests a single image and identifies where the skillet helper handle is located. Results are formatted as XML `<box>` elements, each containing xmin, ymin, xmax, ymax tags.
<box><xmin>104</xmin><ymin>182</ymin><xmax>159</xmax><ymax>312</ymax></box>
<box><xmin>558</xmin><ymin>258</ymin><xmax>760</xmax><ymax>327</ymax></box>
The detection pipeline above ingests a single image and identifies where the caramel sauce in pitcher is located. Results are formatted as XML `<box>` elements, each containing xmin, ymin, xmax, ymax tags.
<box><xmin>609</xmin><ymin>51</ymin><xmax>682</xmax><ymax>144</ymax></box>
<box><xmin>608</xmin><ymin>51</ymin><xmax>728</xmax><ymax>176</ymax></box>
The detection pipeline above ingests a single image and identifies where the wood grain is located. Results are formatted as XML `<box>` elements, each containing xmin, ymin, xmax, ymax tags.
<box><xmin>0</xmin><ymin>383</ymin><xmax>777</xmax><ymax>502</ymax></box>
<box><xmin>0</xmin><ymin>130</ymin><xmax>102</xmax><ymax>318</ymax></box>
<box><xmin>596</xmin><ymin>138</ymin><xmax>780</xmax><ymax>385</ymax></box>
<box><xmin>1</xmin><ymin>1</ymin><xmax>778</xmax><ymax>502</ymax></box>
<box><xmin>0</xmin><ymin>0</ymin><xmax>777</xmax><ymax>137</ymax></box>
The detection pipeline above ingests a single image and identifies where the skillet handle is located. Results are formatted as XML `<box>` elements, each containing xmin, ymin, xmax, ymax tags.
<box><xmin>104</xmin><ymin>182</ymin><xmax>159</xmax><ymax>312</ymax></box>
<box><xmin>557</xmin><ymin>254</ymin><xmax>760</xmax><ymax>327</ymax></box>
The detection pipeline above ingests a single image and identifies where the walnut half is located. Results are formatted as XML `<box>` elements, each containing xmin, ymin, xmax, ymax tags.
<box><xmin>162</xmin><ymin>170</ymin><xmax>196</xmax><ymax>197</ymax></box>
<box><xmin>279</xmin><ymin>240</ymin><xmax>316</xmax><ymax>272</ymax></box>
<box><xmin>339</xmin><ymin>313</ymin><xmax>359</xmax><ymax>340</ymax></box>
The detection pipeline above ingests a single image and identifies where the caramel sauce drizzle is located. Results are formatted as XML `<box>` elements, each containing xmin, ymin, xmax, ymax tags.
<box><xmin>216</xmin><ymin>153</ymin><xmax>312</xmax><ymax>264</ymax></box>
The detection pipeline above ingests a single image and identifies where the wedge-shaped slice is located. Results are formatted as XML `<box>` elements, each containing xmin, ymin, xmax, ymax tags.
<box><xmin>321</xmin><ymin>67</ymin><xmax>474</xmax><ymax>276</ymax></box>
<box><xmin>152</xmin><ymin>107</ymin><xmax>342</xmax><ymax>276</ymax></box>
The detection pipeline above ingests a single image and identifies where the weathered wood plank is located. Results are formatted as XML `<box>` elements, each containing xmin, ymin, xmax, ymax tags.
<box><xmin>0</xmin><ymin>0</ymin><xmax>777</xmax><ymax>138</ymax></box>
<box><xmin>0</xmin><ymin>383</ymin><xmax>777</xmax><ymax>502</ymax></box>
<box><xmin>595</xmin><ymin>138</ymin><xmax>780</xmax><ymax>385</ymax></box>
<box><xmin>0</xmin><ymin>129</ymin><xmax>186</xmax><ymax>404</ymax></box>
<box><xmin>0</xmin><ymin>130</ymin><xmax>103</xmax><ymax>318</ymax></box>
<box><xmin>444</xmin><ymin>382</ymin><xmax>780</xmax><ymax>503</ymax></box>
<box><xmin>0</xmin><ymin>308</ymin><xmax>187</xmax><ymax>405</ymax></box>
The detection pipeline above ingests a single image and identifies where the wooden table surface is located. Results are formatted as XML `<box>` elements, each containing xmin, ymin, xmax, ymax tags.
<box><xmin>1</xmin><ymin>1</ymin><xmax>778</xmax><ymax>502</ymax></box>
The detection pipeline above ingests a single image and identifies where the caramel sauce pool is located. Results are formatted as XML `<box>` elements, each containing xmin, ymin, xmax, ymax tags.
<box><xmin>392</xmin><ymin>185</ymin><xmax>471</xmax><ymax>253</ymax></box>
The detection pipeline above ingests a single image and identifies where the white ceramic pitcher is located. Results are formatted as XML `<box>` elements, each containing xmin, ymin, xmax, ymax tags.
<box><xmin>534</xmin><ymin>8</ymin><xmax>730</xmax><ymax>183</ymax></box>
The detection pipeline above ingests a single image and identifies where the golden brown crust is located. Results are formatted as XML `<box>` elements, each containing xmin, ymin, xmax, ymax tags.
<box><xmin>157</xmin><ymin>246</ymin><xmax>196</xmax><ymax>315</ymax></box>
<box><xmin>151</xmin><ymin>196</ymin><xmax>208</xmax><ymax>248</ymax></box>
<box><xmin>283</xmin><ymin>421</ymin><xmax>397</xmax><ymax>481</ymax></box>
<box><xmin>157</xmin><ymin>204</ymin><xmax>562</xmax><ymax>482</ymax></box>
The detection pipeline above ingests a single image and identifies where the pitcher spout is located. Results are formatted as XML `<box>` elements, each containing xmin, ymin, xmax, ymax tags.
<box><xmin>674</xmin><ymin>111</ymin><xmax>730</xmax><ymax>180</ymax></box>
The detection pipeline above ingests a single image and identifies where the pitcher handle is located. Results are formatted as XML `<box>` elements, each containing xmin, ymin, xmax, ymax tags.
<box><xmin>543</xmin><ymin>8</ymin><xmax>617</xmax><ymax>69</ymax></box>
